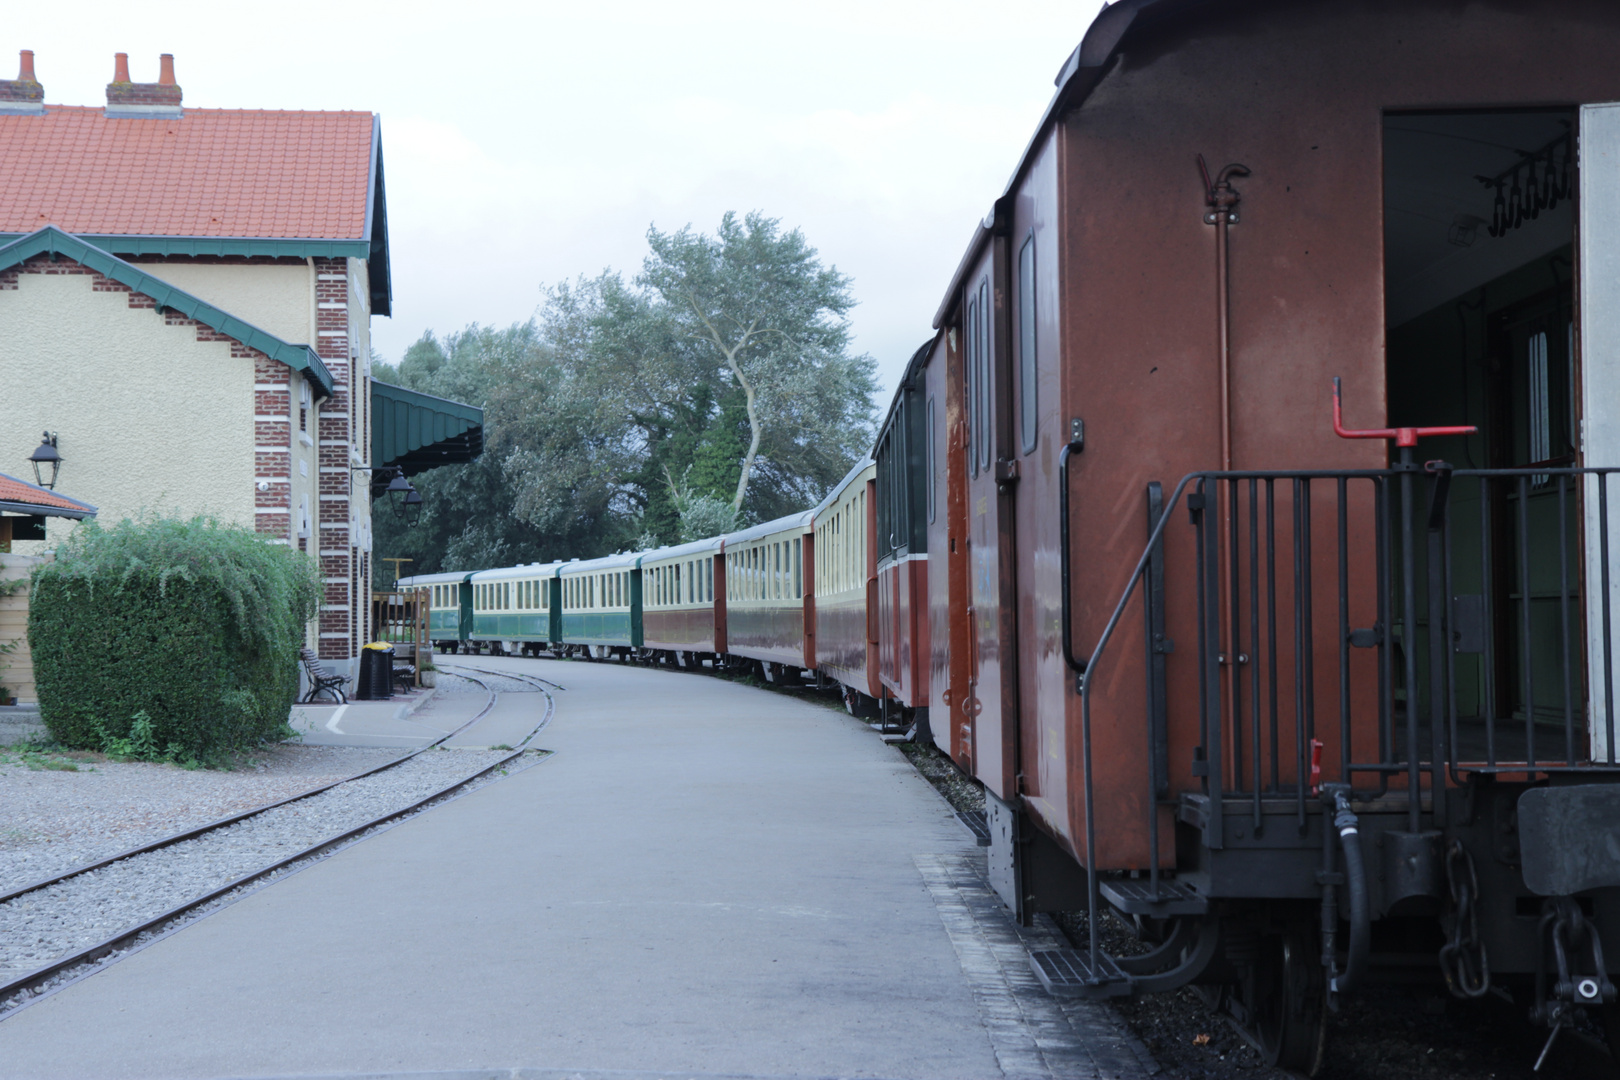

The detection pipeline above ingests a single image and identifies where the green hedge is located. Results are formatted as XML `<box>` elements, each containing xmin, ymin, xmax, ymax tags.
<box><xmin>29</xmin><ymin>516</ymin><xmax>321</xmax><ymax>760</ymax></box>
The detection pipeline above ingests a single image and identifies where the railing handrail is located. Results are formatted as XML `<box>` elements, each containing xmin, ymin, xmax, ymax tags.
<box><xmin>1061</xmin><ymin>458</ymin><xmax>1620</xmax><ymax>987</ymax></box>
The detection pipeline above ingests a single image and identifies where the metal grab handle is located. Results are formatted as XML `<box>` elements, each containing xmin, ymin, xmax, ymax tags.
<box><xmin>1060</xmin><ymin>439</ymin><xmax>1087</xmax><ymax>685</ymax></box>
<box><xmin>1333</xmin><ymin>376</ymin><xmax>1476</xmax><ymax>448</ymax></box>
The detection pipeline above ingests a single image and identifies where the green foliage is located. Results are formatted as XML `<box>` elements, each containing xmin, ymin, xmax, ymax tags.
<box><xmin>372</xmin><ymin>211</ymin><xmax>877</xmax><ymax>579</ymax></box>
<box><xmin>640</xmin><ymin>211</ymin><xmax>878</xmax><ymax>518</ymax></box>
<box><xmin>28</xmin><ymin>516</ymin><xmax>321</xmax><ymax>762</ymax></box>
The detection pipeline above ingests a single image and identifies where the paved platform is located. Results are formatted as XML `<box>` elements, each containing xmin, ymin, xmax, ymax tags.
<box><xmin>289</xmin><ymin>686</ymin><xmax>478</xmax><ymax>749</ymax></box>
<box><xmin>0</xmin><ymin>656</ymin><xmax>1152</xmax><ymax>1080</ymax></box>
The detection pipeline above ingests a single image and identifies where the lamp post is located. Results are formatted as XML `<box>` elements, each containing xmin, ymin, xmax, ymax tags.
<box><xmin>28</xmin><ymin>432</ymin><xmax>61</xmax><ymax>490</ymax></box>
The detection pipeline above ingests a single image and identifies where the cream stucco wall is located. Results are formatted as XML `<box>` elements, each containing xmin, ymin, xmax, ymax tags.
<box><xmin>0</xmin><ymin>272</ymin><xmax>258</xmax><ymax>552</ymax></box>
<box><xmin>139</xmin><ymin>261</ymin><xmax>316</xmax><ymax>346</ymax></box>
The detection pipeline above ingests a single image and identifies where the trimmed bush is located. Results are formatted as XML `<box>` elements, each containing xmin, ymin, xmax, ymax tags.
<box><xmin>28</xmin><ymin>516</ymin><xmax>321</xmax><ymax>761</ymax></box>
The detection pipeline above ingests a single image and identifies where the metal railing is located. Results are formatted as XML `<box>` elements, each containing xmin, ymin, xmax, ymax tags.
<box><xmin>1061</xmin><ymin>446</ymin><xmax>1620</xmax><ymax>981</ymax></box>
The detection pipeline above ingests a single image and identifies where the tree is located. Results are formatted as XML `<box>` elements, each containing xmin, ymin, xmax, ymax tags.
<box><xmin>370</xmin><ymin>211</ymin><xmax>878</xmax><ymax>581</ymax></box>
<box><xmin>638</xmin><ymin>211</ymin><xmax>877</xmax><ymax>518</ymax></box>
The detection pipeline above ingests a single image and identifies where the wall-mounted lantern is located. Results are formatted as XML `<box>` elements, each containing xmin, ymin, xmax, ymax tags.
<box><xmin>401</xmin><ymin>487</ymin><xmax>423</xmax><ymax>526</ymax></box>
<box><xmin>28</xmin><ymin>432</ymin><xmax>61</xmax><ymax>490</ymax></box>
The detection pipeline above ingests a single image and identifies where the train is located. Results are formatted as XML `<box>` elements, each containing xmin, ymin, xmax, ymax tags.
<box><xmin>400</xmin><ymin>1</ymin><xmax>1620</xmax><ymax>1071</ymax></box>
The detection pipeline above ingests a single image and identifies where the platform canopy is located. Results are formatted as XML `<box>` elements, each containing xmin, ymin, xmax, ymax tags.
<box><xmin>370</xmin><ymin>379</ymin><xmax>484</xmax><ymax>494</ymax></box>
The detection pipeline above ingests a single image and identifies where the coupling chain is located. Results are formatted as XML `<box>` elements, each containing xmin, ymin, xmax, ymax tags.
<box><xmin>1439</xmin><ymin>838</ymin><xmax>1490</xmax><ymax>998</ymax></box>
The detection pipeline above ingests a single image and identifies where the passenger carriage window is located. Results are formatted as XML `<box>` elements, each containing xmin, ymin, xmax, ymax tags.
<box><xmin>965</xmin><ymin>298</ymin><xmax>978</xmax><ymax>477</ymax></box>
<box><xmin>927</xmin><ymin>396</ymin><xmax>937</xmax><ymax>522</ymax></box>
<box><xmin>972</xmin><ymin>278</ymin><xmax>984</xmax><ymax>469</ymax></box>
<box><xmin>1018</xmin><ymin>235</ymin><xmax>1037</xmax><ymax>455</ymax></box>
<box><xmin>793</xmin><ymin>538</ymin><xmax>802</xmax><ymax>598</ymax></box>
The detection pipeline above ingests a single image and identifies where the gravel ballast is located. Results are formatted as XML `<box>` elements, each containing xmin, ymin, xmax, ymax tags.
<box><xmin>0</xmin><ymin>746</ymin><xmax>519</xmax><ymax>986</ymax></box>
<box><xmin>0</xmin><ymin>745</ymin><xmax>406</xmax><ymax>895</ymax></box>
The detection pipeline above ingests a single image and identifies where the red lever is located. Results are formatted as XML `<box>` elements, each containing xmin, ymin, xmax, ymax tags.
<box><xmin>1332</xmin><ymin>377</ymin><xmax>1476</xmax><ymax>448</ymax></box>
<box><xmin>1309</xmin><ymin>738</ymin><xmax>1324</xmax><ymax>797</ymax></box>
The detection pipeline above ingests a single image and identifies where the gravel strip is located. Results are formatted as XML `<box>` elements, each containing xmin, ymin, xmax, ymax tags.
<box><xmin>0</xmin><ymin>748</ymin><xmax>548</xmax><ymax>1020</ymax></box>
<box><xmin>436</xmin><ymin>667</ymin><xmax>547</xmax><ymax>694</ymax></box>
<box><xmin>0</xmin><ymin>747</ymin><xmax>515</xmax><ymax>981</ymax></box>
<box><xmin>0</xmin><ymin>745</ymin><xmax>406</xmax><ymax>895</ymax></box>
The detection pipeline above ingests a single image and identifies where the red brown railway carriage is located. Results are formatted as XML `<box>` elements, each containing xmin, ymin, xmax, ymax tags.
<box><xmin>720</xmin><ymin>511</ymin><xmax>815</xmax><ymax>682</ymax></box>
<box><xmin>874</xmin><ymin>343</ymin><xmax>933</xmax><ymax>731</ymax></box>
<box><xmin>639</xmin><ymin>537</ymin><xmax>724</xmax><ymax>666</ymax></box>
<box><xmin>914</xmin><ymin>0</ymin><xmax>1620</xmax><ymax>1068</ymax></box>
<box><xmin>812</xmin><ymin>458</ymin><xmax>882</xmax><ymax>711</ymax></box>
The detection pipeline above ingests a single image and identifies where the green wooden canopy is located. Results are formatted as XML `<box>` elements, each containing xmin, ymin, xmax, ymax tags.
<box><xmin>370</xmin><ymin>379</ymin><xmax>484</xmax><ymax>490</ymax></box>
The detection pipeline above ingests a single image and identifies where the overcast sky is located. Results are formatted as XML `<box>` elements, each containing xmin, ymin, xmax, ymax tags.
<box><xmin>8</xmin><ymin>1</ymin><xmax>1100</xmax><ymax>404</ymax></box>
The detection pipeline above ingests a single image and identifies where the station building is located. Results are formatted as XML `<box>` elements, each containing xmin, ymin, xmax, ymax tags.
<box><xmin>0</xmin><ymin>51</ymin><xmax>481</xmax><ymax>680</ymax></box>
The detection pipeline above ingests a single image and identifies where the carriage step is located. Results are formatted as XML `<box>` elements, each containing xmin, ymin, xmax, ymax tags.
<box><xmin>1099</xmin><ymin>878</ymin><xmax>1208</xmax><ymax>916</ymax></box>
<box><xmin>1029</xmin><ymin>948</ymin><xmax>1133</xmax><ymax>999</ymax></box>
<box><xmin>956</xmin><ymin>810</ymin><xmax>991</xmax><ymax>846</ymax></box>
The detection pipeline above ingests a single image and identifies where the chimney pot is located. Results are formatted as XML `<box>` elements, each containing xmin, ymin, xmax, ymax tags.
<box><xmin>113</xmin><ymin>52</ymin><xmax>130</xmax><ymax>83</ymax></box>
<box><xmin>18</xmin><ymin>50</ymin><xmax>35</xmax><ymax>83</ymax></box>
<box><xmin>158</xmin><ymin>54</ymin><xmax>175</xmax><ymax>86</ymax></box>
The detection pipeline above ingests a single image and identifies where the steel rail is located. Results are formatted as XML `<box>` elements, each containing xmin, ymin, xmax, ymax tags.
<box><xmin>0</xmin><ymin>675</ymin><xmax>554</xmax><ymax>1012</ymax></box>
<box><xmin>0</xmin><ymin>674</ymin><xmax>499</xmax><ymax>905</ymax></box>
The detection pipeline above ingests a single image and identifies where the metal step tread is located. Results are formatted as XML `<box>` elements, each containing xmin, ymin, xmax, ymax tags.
<box><xmin>956</xmin><ymin>810</ymin><xmax>991</xmax><ymax>846</ymax></box>
<box><xmin>1099</xmin><ymin>877</ymin><xmax>1208</xmax><ymax>915</ymax></box>
<box><xmin>1029</xmin><ymin>947</ymin><xmax>1133</xmax><ymax>999</ymax></box>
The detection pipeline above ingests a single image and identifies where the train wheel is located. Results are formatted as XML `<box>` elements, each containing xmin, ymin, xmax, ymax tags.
<box><xmin>1252</xmin><ymin>926</ymin><xmax>1327</xmax><ymax>1075</ymax></box>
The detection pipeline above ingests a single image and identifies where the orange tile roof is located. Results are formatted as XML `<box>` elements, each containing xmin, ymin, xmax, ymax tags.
<box><xmin>0</xmin><ymin>472</ymin><xmax>97</xmax><ymax>517</ymax></box>
<box><xmin>0</xmin><ymin>106</ymin><xmax>374</xmax><ymax>240</ymax></box>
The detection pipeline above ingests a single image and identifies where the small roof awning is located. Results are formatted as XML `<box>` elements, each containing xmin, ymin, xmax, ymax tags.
<box><xmin>370</xmin><ymin>379</ymin><xmax>484</xmax><ymax>490</ymax></box>
<box><xmin>0</xmin><ymin>471</ymin><xmax>97</xmax><ymax>519</ymax></box>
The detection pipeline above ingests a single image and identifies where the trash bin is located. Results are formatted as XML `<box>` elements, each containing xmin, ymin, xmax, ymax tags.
<box><xmin>357</xmin><ymin>641</ymin><xmax>395</xmax><ymax>700</ymax></box>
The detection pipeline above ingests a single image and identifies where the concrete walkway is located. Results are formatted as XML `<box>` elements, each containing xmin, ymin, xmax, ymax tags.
<box><xmin>0</xmin><ymin>657</ymin><xmax>1151</xmax><ymax>1080</ymax></box>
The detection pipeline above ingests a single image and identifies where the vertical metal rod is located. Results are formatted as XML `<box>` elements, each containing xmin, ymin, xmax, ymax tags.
<box><xmin>1559</xmin><ymin>475</ymin><xmax>1575</xmax><ymax>765</ymax></box>
<box><xmin>1142</xmin><ymin>558</ymin><xmax>1161</xmax><ymax>898</ymax></box>
<box><xmin>1443</xmin><ymin>499</ymin><xmax>1460</xmax><ymax>779</ymax></box>
<box><xmin>1377</xmin><ymin>477</ymin><xmax>1393</xmax><ymax>769</ymax></box>
<box><xmin>1251</xmin><ymin>478</ymin><xmax>1263</xmax><ymax>830</ymax></box>
<box><xmin>1400</xmin><ymin>450</ymin><xmax>1422</xmax><ymax>834</ymax></box>
<box><xmin>1425</xmin><ymin>473</ymin><xmax>1449</xmax><ymax>820</ymax></box>
<box><xmin>1229</xmin><ymin>478</ymin><xmax>1244</xmax><ymax>791</ymax></box>
<box><xmin>1267</xmin><ymin>478</ymin><xmax>1280</xmax><ymax>791</ymax></box>
<box><xmin>1338</xmin><ymin>478</ymin><xmax>1351</xmax><ymax>787</ymax></box>
<box><xmin>1194</xmin><ymin>487</ymin><xmax>1210</xmax><ymax>789</ymax></box>
<box><xmin>1294</xmin><ymin>478</ymin><xmax>1309</xmax><ymax>832</ymax></box>
<box><xmin>1518</xmin><ymin>475</ymin><xmax>1536</xmax><ymax>767</ymax></box>
<box><xmin>1141</xmin><ymin>486</ymin><xmax>1163</xmax><ymax>899</ymax></box>
<box><xmin>1602</xmin><ymin>474</ymin><xmax>1615</xmax><ymax>765</ymax></box>
<box><xmin>1480</xmin><ymin>478</ymin><xmax>1498</xmax><ymax>767</ymax></box>
<box><xmin>1204</xmin><ymin>486</ymin><xmax>1226</xmax><ymax>847</ymax></box>
<box><xmin>1301</xmin><ymin>479</ymin><xmax>1315</xmax><ymax>827</ymax></box>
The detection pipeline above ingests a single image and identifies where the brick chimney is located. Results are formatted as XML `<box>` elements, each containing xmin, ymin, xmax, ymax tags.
<box><xmin>105</xmin><ymin>52</ymin><xmax>182</xmax><ymax>119</ymax></box>
<box><xmin>0</xmin><ymin>50</ymin><xmax>44</xmax><ymax>116</ymax></box>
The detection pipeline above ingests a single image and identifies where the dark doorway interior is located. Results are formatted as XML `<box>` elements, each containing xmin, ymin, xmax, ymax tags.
<box><xmin>1384</xmin><ymin>109</ymin><xmax>1581</xmax><ymax>762</ymax></box>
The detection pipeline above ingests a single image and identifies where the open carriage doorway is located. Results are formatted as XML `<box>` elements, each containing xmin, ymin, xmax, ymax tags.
<box><xmin>1384</xmin><ymin>109</ymin><xmax>1585</xmax><ymax>763</ymax></box>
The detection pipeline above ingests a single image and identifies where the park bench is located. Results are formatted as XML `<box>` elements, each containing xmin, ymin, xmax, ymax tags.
<box><xmin>299</xmin><ymin>647</ymin><xmax>349</xmax><ymax>704</ymax></box>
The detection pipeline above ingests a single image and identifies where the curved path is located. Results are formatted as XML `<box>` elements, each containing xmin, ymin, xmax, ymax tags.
<box><xmin>0</xmin><ymin>657</ymin><xmax>1151</xmax><ymax>1079</ymax></box>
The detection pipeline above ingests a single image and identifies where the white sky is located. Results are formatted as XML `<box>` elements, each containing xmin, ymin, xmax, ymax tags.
<box><xmin>7</xmin><ymin>1</ymin><xmax>1100</xmax><ymax>404</ymax></box>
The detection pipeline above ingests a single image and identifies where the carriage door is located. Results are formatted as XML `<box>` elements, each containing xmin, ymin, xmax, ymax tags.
<box><xmin>962</xmin><ymin>247</ymin><xmax>1021</xmax><ymax>801</ymax></box>
<box><xmin>1580</xmin><ymin>102</ymin><xmax>1620</xmax><ymax>762</ymax></box>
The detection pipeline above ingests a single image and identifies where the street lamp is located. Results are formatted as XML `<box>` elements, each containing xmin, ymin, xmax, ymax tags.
<box><xmin>28</xmin><ymin>432</ymin><xmax>60</xmax><ymax>490</ymax></box>
<box><xmin>401</xmin><ymin>486</ymin><xmax>423</xmax><ymax>525</ymax></box>
<box><xmin>384</xmin><ymin>469</ymin><xmax>414</xmax><ymax>501</ymax></box>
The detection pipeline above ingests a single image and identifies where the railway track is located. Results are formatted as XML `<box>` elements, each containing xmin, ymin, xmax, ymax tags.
<box><xmin>0</xmin><ymin>669</ymin><xmax>555</xmax><ymax>1018</ymax></box>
